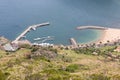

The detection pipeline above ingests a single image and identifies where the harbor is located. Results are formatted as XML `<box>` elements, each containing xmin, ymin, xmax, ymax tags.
<box><xmin>12</xmin><ymin>22</ymin><xmax>50</xmax><ymax>43</ymax></box>
<box><xmin>12</xmin><ymin>23</ymin><xmax>120</xmax><ymax>49</ymax></box>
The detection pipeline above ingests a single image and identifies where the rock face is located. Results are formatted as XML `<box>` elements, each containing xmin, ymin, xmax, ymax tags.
<box><xmin>0</xmin><ymin>36</ymin><xmax>9</xmax><ymax>45</ymax></box>
<box><xmin>17</xmin><ymin>40</ymin><xmax>32</xmax><ymax>46</ymax></box>
<box><xmin>0</xmin><ymin>36</ymin><xmax>10</xmax><ymax>50</ymax></box>
<box><xmin>3</xmin><ymin>43</ymin><xmax>19</xmax><ymax>52</ymax></box>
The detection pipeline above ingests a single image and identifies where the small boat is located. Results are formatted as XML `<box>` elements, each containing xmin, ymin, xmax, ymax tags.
<box><xmin>34</xmin><ymin>36</ymin><xmax>55</xmax><ymax>41</ymax></box>
<box><xmin>34</xmin><ymin>38</ymin><xmax>41</xmax><ymax>41</ymax></box>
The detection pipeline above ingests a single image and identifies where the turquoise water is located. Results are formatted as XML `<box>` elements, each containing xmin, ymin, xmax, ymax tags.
<box><xmin>1</xmin><ymin>0</ymin><xmax>120</xmax><ymax>45</ymax></box>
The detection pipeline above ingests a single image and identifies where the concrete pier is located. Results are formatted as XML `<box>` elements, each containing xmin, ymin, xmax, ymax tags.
<box><xmin>76</xmin><ymin>26</ymin><xmax>108</xmax><ymax>30</ymax></box>
<box><xmin>13</xmin><ymin>22</ymin><xmax>50</xmax><ymax>43</ymax></box>
<box><xmin>70</xmin><ymin>38</ymin><xmax>78</xmax><ymax>48</ymax></box>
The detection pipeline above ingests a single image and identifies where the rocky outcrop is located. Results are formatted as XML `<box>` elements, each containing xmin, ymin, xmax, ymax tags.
<box><xmin>0</xmin><ymin>36</ymin><xmax>9</xmax><ymax>46</ymax></box>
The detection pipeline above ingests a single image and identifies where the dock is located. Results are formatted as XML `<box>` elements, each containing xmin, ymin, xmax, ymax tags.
<box><xmin>76</xmin><ymin>26</ymin><xmax>108</xmax><ymax>30</ymax></box>
<box><xmin>13</xmin><ymin>22</ymin><xmax>50</xmax><ymax>43</ymax></box>
<box><xmin>69</xmin><ymin>38</ymin><xmax>78</xmax><ymax>48</ymax></box>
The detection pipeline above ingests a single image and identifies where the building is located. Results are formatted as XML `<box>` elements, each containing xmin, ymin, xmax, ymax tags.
<box><xmin>32</xmin><ymin>43</ymin><xmax>54</xmax><ymax>47</ymax></box>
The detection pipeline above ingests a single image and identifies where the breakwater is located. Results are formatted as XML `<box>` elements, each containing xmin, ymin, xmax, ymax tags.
<box><xmin>13</xmin><ymin>22</ymin><xmax>50</xmax><ymax>43</ymax></box>
<box><xmin>76</xmin><ymin>26</ymin><xmax>108</xmax><ymax>30</ymax></box>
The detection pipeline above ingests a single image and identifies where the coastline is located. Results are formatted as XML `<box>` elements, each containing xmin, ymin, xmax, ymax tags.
<box><xmin>77</xmin><ymin>26</ymin><xmax>120</xmax><ymax>45</ymax></box>
<box><xmin>77</xmin><ymin>27</ymin><xmax>105</xmax><ymax>45</ymax></box>
<box><xmin>91</xmin><ymin>30</ymin><xmax>104</xmax><ymax>44</ymax></box>
<box><xmin>96</xmin><ymin>28</ymin><xmax>120</xmax><ymax>44</ymax></box>
<box><xmin>94</xmin><ymin>29</ymin><xmax>106</xmax><ymax>44</ymax></box>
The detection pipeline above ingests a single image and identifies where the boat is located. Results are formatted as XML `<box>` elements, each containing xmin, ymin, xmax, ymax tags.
<box><xmin>34</xmin><ymin>38</ymin><xmax>41</xmax><ymax>41</ymax></box>
<box><xmin>34</xmin><ymin>36</ymin><xmax>54</xmax><ymax>41</ymax></box>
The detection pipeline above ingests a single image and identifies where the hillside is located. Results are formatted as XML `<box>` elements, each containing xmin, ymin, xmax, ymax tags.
<box><xmin>0</xmin><ymin>45</ymin><xmax>120</xmax><ymax>80</ymax></box>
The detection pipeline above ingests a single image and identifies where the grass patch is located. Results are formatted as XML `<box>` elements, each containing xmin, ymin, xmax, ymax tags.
<box><xmin>0</xmin><ymin>50</ymin><xmax>6</xmax><ymax>58</ymax></box>
<box><xmin>66</xmin><ymin>64</ymin><xmax>79</xmax><ymax>72</ymax></box>
<box><xmin>89</xmin><ymin>73</ymin><xmax>111</xmax><ymax>80</ymax></box>
<box><xmin>41</xmin><ymin>69</ymin><xmax>70</xmax><ymax>80</ymax></box>
<box><xmin>0</xmin><ymin>70</ymin><xmax>9</xmax><ymax>80</ymax></box>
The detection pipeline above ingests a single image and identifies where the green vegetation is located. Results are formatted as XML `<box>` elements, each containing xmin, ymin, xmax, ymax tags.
<box><xmin>42</xmin><ymin>69</ymin><xmax>70</xmax><ymax>80</ymax></box>
<box><xmin>89</xmin><ymin>74</ymin><xmax>111</xmax><ymax>80</ymax></box>
<box><xmin>0</xmin><ymin>70</ymin><xmax>9</xmax><ymax>80</ymax></box>
<box><xmin>0</xmin><ymin>50</ymin><xmax>6</xmax><ymax>58</ymax></box>
<box><xmin>66</xmin><ymin>64</ymin><xmax>79</xmax><ymax>72</ymax></box>
<box><xmin>20</xmin><ymin>44</ymin><xmax>32</xmax><ymax>49</ymax></box>
<box><xmin>0</xmin><ymin>45</ymin><xmax>120</xmax><ymax>80</ymax></box>
<box><xmin>74</xmin><ymin>46</ymin><xmax>116</xmax><ymax>55</ymax></box>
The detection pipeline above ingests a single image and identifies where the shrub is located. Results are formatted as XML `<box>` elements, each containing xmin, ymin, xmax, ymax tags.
<box><xmin>42</xmin><ymin>69</ymin><xmax>70</xmax><ymax>80</ymax></box>
<box><xmin>31</xmin><ymin>46</ymin><xmax>39</xmax><ymax>52</ymax></box>
<box><xmin>66</xmin><ymin>64</ymin><xmax>79</xmax><ymax>72</ymax></box>
<box><xmin>70</xmin><ymin>75</ymin><xmax>83</xmax><ymax>80</ymax></box>
<box><xmin>24</xmin><ymin>53</ymin><xmax>32</xmax><ymax>59</ymax></box>
<box><xmin>74</xmin><ymin>47</ymin><xmax>96</xmax><ymax>55</ymax></box>
<box><xmin>34</xmin><ymin>56</ymin><xmax>51</xmax><ymax>62</ymax></box>
<box><xmin>6</xmin><ymin>52</ymin><xmax>9</xmax><ymax>55</ymax></box>
<box><xmin>25</xmin><ymin>73</ymin><xmax>42</xmax><ymax>80</ymax></box>
<box><xmin>20</xmin><ymin>44</ymin><xmax>31</xmax><ymax>49</ymax></box>
<box><xmin>78</xmin><ymin>64</ymin><xmax>89</xmax><ymax>70</ymax></box>
<box><xmin>48</xmin><ymin>75</ymin><xmax>62</xmax><ymax>80</ymax></box>
<box><xmin>112</xmin><ymin>74</ymin><xmax>120</xmax><ymax>80</ymax></box>
<box><xmin>0</xmin><ymin>70</ymin><xmax>9</xmax><ymax>80</ymax></box>
<box><xmin>49</xmin><ymin>48</ymin><xmax>58</xmax><ymax>53</ymax></box>
<box><xmin>62</xmin><ymin>55</ymin><xmax>72</xmax><ymax>63</ymax></box>
<box><xmin>89</xmin><ymin>74</ymin><xmax>111</xmax><ymax>80</ymax></box>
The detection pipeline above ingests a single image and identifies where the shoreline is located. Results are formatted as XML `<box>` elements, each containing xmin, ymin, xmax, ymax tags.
<box><xmin>77</xmin><ymin>29</ymin><xmax>105</xmax><ymax>45</ymax></box>
<box><xmin>94</xmin><ymin>29</ymin><xmax>106</xmax><ymax>44</ymax></box>
<box><xmin>11</xmin><ymin>25</ymin><xmax>120</xmax><ymax>47</ymax></box>
<box><xmin>96</xmin><ymin>28</ymin><xmax>120</xmax><ymax>44</ymax></box>
<box><xmin>77</xmin><ymin>26</ymin><xmax>120</xmax><ymax>46</ymax></box>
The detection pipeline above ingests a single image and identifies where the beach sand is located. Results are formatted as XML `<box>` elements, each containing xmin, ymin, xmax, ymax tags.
<box><xmin>77</xmin><ymin>26</ymin><xmax>120</xmax><ymax>44</ymax></box>
<box><xmin>96</xmin><ymin>28</ymin><xmax>120</xmax><ymax>44</ymax></box>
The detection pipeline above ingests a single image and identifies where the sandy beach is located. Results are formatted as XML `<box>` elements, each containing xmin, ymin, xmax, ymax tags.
<box><xmin>97</xmin><ymin>28</ymin><xmax>120</xmax><ymax>44</ymax></box>
<box><xmin>77</xmin><ymin>26</ymin><xmax>120</xmax><ymax>44</ymax></box>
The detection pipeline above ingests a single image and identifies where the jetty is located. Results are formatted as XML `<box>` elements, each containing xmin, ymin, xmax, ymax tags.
<box><xmin>13</xmin><ymin>22</ymin><xmax>50</xmax><ymax>43</ymax></box>
<box><xmin>70</xmin><ymin>38</ymin><xmax>78</xmax><ymax>48</ymax></box>
<box><xmin>76</xmin><ymin>26</ymin><xmax>108</xmax><ymax>30</ymax></box>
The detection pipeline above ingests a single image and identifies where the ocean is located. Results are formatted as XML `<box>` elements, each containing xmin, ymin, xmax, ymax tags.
<box><xmin>0</xmin><ymin>0</ymin><xmax>120</xmax><ymax>45</ymax></box>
